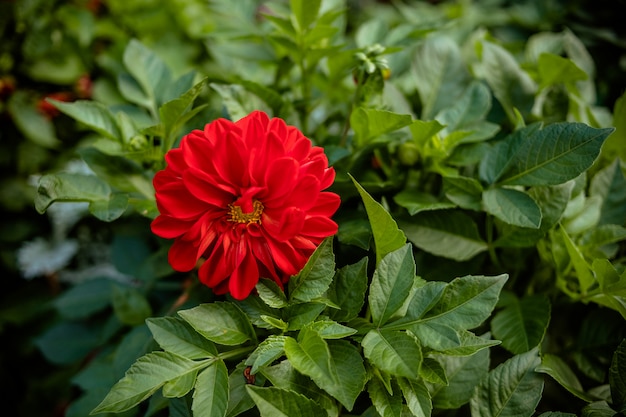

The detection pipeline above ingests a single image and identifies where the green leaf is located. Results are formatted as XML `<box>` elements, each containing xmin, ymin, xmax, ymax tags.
<box><xmin>350</xmin><ymin>175</ymin><xmax>406</xmax><ymax>265</ymax></box>
<box><xmin>398</xmin><ymin>378</ymin><xmax>432</xmax><ymax>417</ymax></box>
<box><xmin>557</xmin><ymin>226</ymin><xmax>595</xmax><ymax>293</ymax></box>
<box><xmin>485</xmin><ymin>122</ymin><xmax>614</xmax><ymax>186</ymax></box>
<box><xmin>284</xmin><ymin>333</ymin><xmax>366</xmax><ymax>410</ymax></box>
<box><xmin>609</xmin><ymin>339</ymin><xmax>626</xmax><ymax>413</ymax></box>
<box><xmin>162</xmin><ymin>370</ymin><xmax>198</xmax><ymax>398</ymax></box>
<box><xmin>91</xmin><ymin>352</ymin><xmax>212</xmax><ymax>413</ymax></box>
<box><xmin>88</xmin><ymin>193</ymin><xmax>129</xmax><ymax>222</ymax></box>
<box><xmin>123</xmin><ymin>39</ymin><xmax>172</xmax><ymax>109</ymax></box>
<box><xmin>192</xmin><ymin>359</ymin><xmax>229</xmax><ymax>417</ymax></box>
<box><xmin>413</xmin><ymin>36</ymin><xmax>471</xmax><ymax>120</ymax></box>
<box><xmin>211</xmin><ymin>83</ymin><xmax>269</xmax><ymax>122</ymax></box>
<box><xmin>246</xmin><ymin>335</ymin><xmax>287</xmax><ymax>374</ymax></box>
<box><xmin>438</xmin><ymin>330</ymin><xmax>501</xmax><ymax>356</ymax></box>
<box><xmin>430</xmin><ymin>345</ymin><xmax>490</xmax><ymax>409</ymax></box>
<box><xmin>226</xmin><ymin>363</ymin><xmax>256</xmax><ymax>417</ymax></box>
<box><xmin>159</xmin><ymin>77</ymin><xmax>208</xmax><ymax>150</ymax></box>
<box><xmin>289</xmin><ymin>238</ymin><xmax>335</xmax><ymax>303</ymax></box>
<box><xmin>536</xmin><ymin>354</ymin><xmax>595</xmax><ymax>402</ymax></box>
<box><xmin>394</xmin><ymin>190</ymin><xmax>456</xmax><ymax>215</ymax></box>
<box><xmin>178</xmin><ymin>302</ymin><xmax>256</xmax><ymax>346</ymax></box>
<box><xmin>49</xmin><ymin>99</ymin><xmax>121</xmax><ymax>141</ymax></box>
<box><xmin>538</xmin><ymin>53</ymin><xmax>588</xmax><ymax>89</ymax></box>
<box><xmin>77</xmin><ymin>147</ymin><xmax>153</xmax><ymax>197</ymax></box>
<box><xmin>581</xmin><ymin>401</ymin><xmax>620</xmax><ymax>417</ymax></box>
<box><xmin>255</xmin><ymin>279</ymin><xmax>289</xmax><ymax>309</ymax></box>
<box><xmin>306</xmin><ymin>320</ymin><xmax>357</xmax><ymax>339</ymax></box>
<box><xmin>362</xmin><ymin>329</ymin><xmax>422</xmax><ymax>379</ymax></box>
<box><xmin>53</xmin><ymin>279</ymin><xmax>112</xmax><ymax>319</ymax></box>
<box><xmin>420</xmin><ymin>274</ymin><xmax>508</xmax><ymax>330</ymax></box>
<box><xmin>35</xmin><ymin>173</ymin><xmax>111</xmax><ymax>214</ymax></box>
<box><xmin>419</xmin><ymin>357</ymin><xmax>448</xmax><ymax>385</ymax></box>
<box><xmin>590</xmin><ymin>159</ymin><xmax>626</xmax><ymax>226</ymax></box>
<box><xmin>289</xmin><ymin>0</ymin><xmax>321</xmax><ymax>31</ymax></box>
<box><xmin>369</xmin><ymin>244</ymin><xmax>415</xmax><ymax>327</ymax></box>
<box><xmin>483</xmin><ymin>187</ymin><xmax>543</xmax><ymax>229</ymax></box>
<box><xmin>326</xmin><ymin>257</ymin><xmax>369</xmax><ymax>322</ymax></box>
<box><xmin>111</xmin><ymin>285</ymin><xmax>152</xmax><ymax>326</ymax></box>
<box><xmin>478</xmin><ymin>40</ymin><xmax>537</xmax><ymax>123</ymax></box>
<box><xmin>442</xmin><ymin>175</ymin><xmax>484</xmax><ymax>211</ymax></box>
<box><xmin>285</xmin><ymin>302</ymin><xmax>326</xmax><ymax>330</ymax></box>
<box><xmin>146</xmin><ymin>317</ymin><xmax>218</xmax><ymax>360</ymax></box>
<box><xmin>368</xmin><ymin>376</ymin><xmax>403</xmax><ymax>417</ymax></box>
<box><xmin>350</xmin><ymin>108</ymin><xmax>413</xmax><ymax>147</ymax></box>
<box><xmin>36</xmin><ymin>322</ymin><xmax>100</xmax><ymax>365</ymax></box>
<box><xmin>470</xmin><ymin>348</ymin><xmax>544</xmax><ymax>417</ymax></box>
<box><xmin>400</xmin><ymin>210</ymin><xmax>488</xmax><ymax>261</ymax></box>
<box><xmin>246</xmin><ymin>385</ymin><xmax>326</xmax><ymax>417</ymax></box>
<box><xmin>7</xmin><ymin>91</ymin><xmax>60</xmax><ymax>148</ymax></box>
<box><xmin>491</xmin><ymin>294</ymin><xmax>551</xmax><ymax>354</ymax></box>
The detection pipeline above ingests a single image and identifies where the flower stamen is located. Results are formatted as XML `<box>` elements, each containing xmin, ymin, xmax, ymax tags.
<box><xmin>227</xmin><ymin>200</ymin><xmax>264</xmax><ymax>224</ymax></box>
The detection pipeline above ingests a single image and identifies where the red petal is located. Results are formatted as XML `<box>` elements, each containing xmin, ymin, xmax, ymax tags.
<box><xmin>229</xmin><ymin>249</ymin><xmax>259</xmax><ymax>300</ymax></box>
<box><xmin>183</xmin><ymin>168</ymin><xmax>234</xmax><ymax>207</ymax></box>
<box><xmin>168</xmin><ymin>238</ymin><xmax>199</xmax><ymax>271</ymax></box>
<box><xmin>151</xmin><ymin>215</ymin><xmax>193</xmax><ymax>239</ymax></box>
<box><xmin>156</xmin><ymin>183</ymin><xmax>209</xmax><ymax>220</ymax></box>
<box><xmin>265</xmin><ymin>238</ymin><xmax>307</xmax><ymax>276</ymax></box>
<box><xmin>301</xmin><ymin>215</ymin><xmax>338</xmax><ymax>238</ymax></box>
<box><xmin>262</xmin><ymin>157</ymin><xmax>298</xmax><ymax>203</ymax></box>
<box><xmin>308</xmin><ymin>192</ymin><xmax>341</xmax><ymax>216</ymax></box>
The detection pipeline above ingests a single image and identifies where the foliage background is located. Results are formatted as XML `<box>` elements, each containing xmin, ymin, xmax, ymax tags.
<box><xmin>1</xmin><ymin>0</ymin><xmax>626</xmax><ymax>416</ymax></box>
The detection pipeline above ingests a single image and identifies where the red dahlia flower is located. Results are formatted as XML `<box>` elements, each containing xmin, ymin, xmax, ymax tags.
<box><xmin>151</xmin><ymin>111</ymin><xmax>340</xmax><ymax>300</ymax></box>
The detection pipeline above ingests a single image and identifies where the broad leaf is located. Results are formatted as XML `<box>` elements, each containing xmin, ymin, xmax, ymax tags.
<box><xmin>246</xmin><ymin>385</ymin><xmax>326</xmax><ymax>417</ymax></box>
<box><xmin>91</xmin><ymin>352</ymin><xmax>212</xmax><ymax>413</ymax></box>
<box><xmin>590</xmin><ymin>159</ymin><xmax>626</xmax><ymax>226</ymax></box>
<box><xmin>246</xmin><ymin>335</ymin><xmax>287</xmax><ymax>374</ymax></box>
<box><xmin>418</xmin><ymin>274</ymin><xmax>508</xmax><ymax>331</ymax></box>
<box><xmin>178</xmin><ymin>302</ymin><xmax>256</xmax><ymax>346</ymax></box>
<box><xmin>256</xmin><ymin>279</ymin><xmax>289</xmax><ymax>308</ymax></box>
<box><xmin>326</xmin><ymin>257</ymin><xmax>369</xmax><ymax>322</ymax></box>
<box><xmin>483</xmin><ymin>187</ymin><xmax>542</xmax><ymax>229</ymax></box>
<box><xmin>289</xmin><ymin>238</ymin><xmax>335</xmax><ymax>302</ymax></box>
<box><xmin>351</xmin><ymin>175</ymin><xmax>406</xmax><ymax>265</ymax></box>
<box><xmin>350</xmin><ymin>108</ymin><xmax>413</xmax><ymax>146</ymax></box>
<box><xmin>284</xmin><ymin>333</ymin><xmax>366</xmax><ymax>410</ymax></box>
<box><xmin>485</xmin><ymin>122</ymin><xmax>613</xmax><ymax>186</ymax></box>
<box><xmin>536</xmin><ymin>354</ymin><xmax>595</xmax><ymax>402</ymax></box>
<box><xmin>49</xmin><ymin>99</ymin><xmax>121</xmax><ymax>141</ymax></box>
<box><xmin>369</xmin><ymin>243</ymin><xmax>415</xmax><ymax>327</ymax></box>
<box><xmin>399</xmin><ymin>378</ymin><xmax>432</xmax><ymax>417</ymax></box>
<box><xmin>35</xmin><ymin>173</ymin><xmax>111</xmax><ymax>214</ymax></box>
<box><xmin>123</xmin><ymin>39</ymin><xmax>171</xmax><ymax>109</ymax></box>
<box><xmin>192</xmin><ymin>360</ymin><xmax>229</xmax><ymax>417</ymax></box>
<box><xmin>146</xmin><ymin>317</ymin><xmax>218</xmax><ymax>360</ymax></box>
<box><xmin>362</xmin><ymin>329</ymin><xmax>422</xmax><ymax>379</ymax></box>
<box><xmin>289</xmin><ymin>0</ymin><xmax>321</xmax><ymax>31</ymax></box>
<box><xmin>400</xmin><ymin>210</ymin><xmax>487</xmax><ymax>261</ymax></box>
<box><xmin>491</xmin><ymin>293</ymin><xmax>551</xmax><ymax>354</ymax></box>
<box><xmin>470</xmin><ymin>348</ymin><xmax>544</xmax><ymax>417</ymax></box>
<box><xmin>368</xmin><ymin>376</ymin><xmax>402</xmax><ymax>417</ymax></box>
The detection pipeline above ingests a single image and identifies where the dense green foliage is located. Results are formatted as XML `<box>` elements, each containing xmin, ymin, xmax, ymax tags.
<box><xmin>1</xmin><ymin>0</ymin><xmax>626</xmax><ymax>416</ymax></box>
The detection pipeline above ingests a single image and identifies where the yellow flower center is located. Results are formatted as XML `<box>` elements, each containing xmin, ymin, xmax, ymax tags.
<box><xmin>227</xmin><ymin>200</ymin><xmax>264</xmax><ymax>224</ymax></box>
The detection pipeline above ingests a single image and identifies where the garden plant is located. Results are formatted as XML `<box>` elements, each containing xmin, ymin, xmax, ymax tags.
<box><xmin>1</xmin><ymin>0</ymin><xmax>626</xmax><ymax>416</ymax></box>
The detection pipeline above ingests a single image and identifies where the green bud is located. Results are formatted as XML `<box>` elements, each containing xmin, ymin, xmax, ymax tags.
<box><xmin>397</xmin><ymin>142</ymin><xmax>420</xmax><ymax>166</ymax></box>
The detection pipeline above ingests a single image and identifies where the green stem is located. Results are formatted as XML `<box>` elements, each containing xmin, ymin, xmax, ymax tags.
<box><xmin>218</xmin><ymin>345</ymin><xmax>256</xmax><ymax>361</ymax></box>
<box><xmin>339</xmin><ymin>73</ymin><xmax>364</xmax><ymax>147</ymax></box>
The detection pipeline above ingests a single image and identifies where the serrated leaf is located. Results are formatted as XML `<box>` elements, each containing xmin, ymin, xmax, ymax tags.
<box><xmin>400</xmin><ymin>210</ymin><xmax>488</xmax><ymax>261</ymax></box>
<box><xmin>285</xmin><ymin>302</ymin><xmax>326</xmax><ymax>331</ymax></box>
<box><xmin>399</xmin><ymin>378</ymin><xmax>432</xmax><ymax>417</ymax></box>
<box><xmin>289</xmin><ymin>238</ymin><xmax>335</xmax><ymax>302</ymax></box>
<box><xmin>420</xmin><ymin>274</ymin><xmax>508</xmax><ymax>330</ymax></box>
<box><xmin>91</xmin><ymin>352</ymin><xmax>212</xmax><ymax>413</ymax></box>
<box><xmin>146</xmin><ymin>317</ymin><xmax>218</xmax><ymax>360</ymax></box>
<box><xmin>256</xmin><ymin>279</ymin><xmax>288</xmax><ymax>308</ymax></box>
<box><xmin>536</xmin><ymin>354</ymin><xmax>595</xmax><ymax>402</ymax></box>
<box><xmin>430</xmin><ymin>345</ymin><xmax>490</xmax><ymax>409</ymax></box>
<box><xmin>485</xmin><ymin>122</ymin><xmax>613</xmax><ymax>186</ymax></box>
<box><xmin>178</xmin><ymin>302</ymin><xmax>256</xmax><ymax>346</ymax></box>
<box><xmin>491</xmin><ymin>294</ymin><xmax>551</xmax><ymax>354</ymax></box>
<box><xmin>246</xmin><ymin>335</ymin><xmax>287</xmax><ymax>374</ymax></box>
<box><xmin>420</xmin><ymin>357</ymin><xmax>448</xmax><ymax>385</ymax></box>
<box><xmin>368</xmin><ymin>376</ymin><xmax>403</xmax><ymax>417</ymax></box>
<box><xmin>470</xmin><ymin>347</ymin><xmax>544</xmax><ymax>417</ymax></box>
<box><xmin>394</xmin><ymin>190</ymin><xmax>456</xmax><ymax>215</ymax></box>
<box><xmin>362</xmin><ymin>329</ymin><xmax>422</xmax><ymax>379</ymax></box>
<box><xmin>284</xmin><ymin>334</ymin><xmax>366</xmax><ymax>410</ymax></box>
<box><xmin>538</xmin><ymin>53</ymin><xmax>588</xmax><ymax>89</ymax></box>
<box><xmin>369</xmin><ymin>244</ymin><xmax>415</xmax><ymax>327</ymax></box>
<box><xmin>483</xmin><ymin>187</ymin><xmax>542</xmax><ymax>229</ymax></box>
<box><xmin>162</xmin><ymin>370</ymin><xmax>198</xmax><ymax>398</ymax></box>
<box><xmin>351</xmin><ymin>175</ymin><xmax>407</xmax><ymax>265</ymax></box>
<box><xmin>192</xmin><ymin>359</ymin><xmax>229</xmax><ymax>417</ymax></box>
<box><xmin>327</xmin><ymin>257</ymin><xmax>369</xmax><ymax>322</ymax></box>
<box><xmin>306</xmin><ymin>320</ymin><xmax>357</xmax><ymax>339</ymax></box>
<box><xmin>246</xmin><ymin>385</ymin><xmax>326</xmax><ymax>417</ymax></box>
